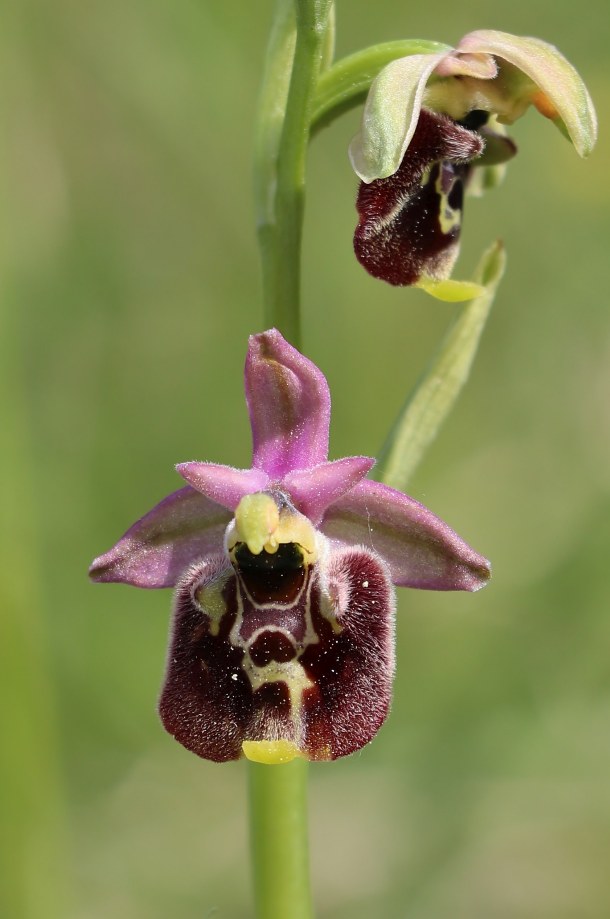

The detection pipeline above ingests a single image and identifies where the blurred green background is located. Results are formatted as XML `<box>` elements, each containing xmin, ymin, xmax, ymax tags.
<box><xmin>1</xmin><ymin>1</ymin><xmax>609</xmax><ymax>916</ymax></box>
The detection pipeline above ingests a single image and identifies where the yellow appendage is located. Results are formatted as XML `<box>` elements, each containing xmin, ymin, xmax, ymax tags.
<box><xmin>242</xmin><ymin>739</ymin><xmax>304</xmax><ymax>765</ymax></box>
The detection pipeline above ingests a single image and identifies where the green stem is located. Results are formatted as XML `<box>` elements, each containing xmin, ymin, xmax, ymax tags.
<box><xmin>254</xmin><ymin>0</ymin><xmax>333</xmax><ymax>346</ymax></box>
<box><xmin>254</xmin><ymin>0</ymin><xmax>296</xmax><ymax>335</ymax></box>
<box><xmin>249</xmin><ymin>759</ymin><xmax>313</xmax><ymax>919</ymax></box>
<box><xmin>249</xmin><ymin>4</ymin><xmax>334</xmax><ymax>915</ymax></box>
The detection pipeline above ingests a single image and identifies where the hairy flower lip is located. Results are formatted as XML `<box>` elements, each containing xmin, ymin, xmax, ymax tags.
<box><xmin>159</xmin><ymin>544</ymin><xmax>398</xmax><ymax>761</ymax></box>
<box><xmin>354</xmin><ymin>109</ymin><xmax>485</xmax><ymax>287</ymax></box>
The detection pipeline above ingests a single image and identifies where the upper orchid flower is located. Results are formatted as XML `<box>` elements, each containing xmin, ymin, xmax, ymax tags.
<box><xmin>90</xmin><ymin>330</ymin><xmax>490</xmax><ymax>764</ymax></box>
<box><xmin>349</xmin><ymin>30</ymin><xmax>597</xmax><ymax>293</ymax></box>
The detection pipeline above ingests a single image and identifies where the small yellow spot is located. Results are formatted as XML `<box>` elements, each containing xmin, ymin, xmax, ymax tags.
<box><xmin>435</xmin><ymin>170</ymin><xmax>462</xmax><ymax>237</ymax></box>
<box><xmin>242</xmin><ymin>739</ymin><xmax>304</xmax><ymax>765</ymax></box>
<box><xmin>195</xmin><ymin>578</ymin><xmax>229</xmax><ymax>636</ymax></box>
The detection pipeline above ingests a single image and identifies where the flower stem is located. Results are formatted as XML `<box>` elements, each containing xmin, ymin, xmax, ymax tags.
<box><xmin>249</xmin><ymin>759</ymin><xmax>313</xmax><ymax>919</ymax></box>
<box><xmin>249</xmin><ymin>4</ymin><xmax>333</xmax><ymax>913</ymax></box>
<box><xmin>254</xmin><ymin>0</ymin><xmax>333</xmax><ymax>347</ymax></box>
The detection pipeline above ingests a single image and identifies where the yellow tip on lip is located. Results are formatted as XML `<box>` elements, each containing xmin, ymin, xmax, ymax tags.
<box><xmin>242</xmin><ymin>739</ymin><xmax>304</xmax><ymax>765</ymax></box>
<box><xmin>416</xmin><ymin>277</ymin><xmax>486</xmax><ymax>302</ymax></box>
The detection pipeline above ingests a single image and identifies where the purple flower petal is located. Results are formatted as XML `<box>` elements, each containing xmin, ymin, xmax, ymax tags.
<box><xmin>283</xmin><ymin>456</ymin><xmax>375</xmax><ymax>524</ymax></box>
<box><xmin>354</xmin><ymin>108</ymin><xmax>484</xmax><ymax>286</ymax></box>
<box><xmin>89</xmin><ymin>487</ymin><xmax>232</xmax><ymax>588</ymax></box>
<box><xmin>176</xmin><ymin>462</ymin><xmax>269</xmax><ymax>511</ymax></box>
<box><xmin>245</xmin><ymin>329</ymin><xmax>331</xmax><ymax>477</ymax></box>
<box><xmin>320</xmin><ymin>479</ymin><xmax>491</xmax><ymax>591</ymax></box>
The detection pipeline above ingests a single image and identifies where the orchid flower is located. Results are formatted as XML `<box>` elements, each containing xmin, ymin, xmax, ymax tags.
<box><xmin>90</xmin><ymin>330</ymin><xmax>490</xmax><ymax>763</ymax></box>
<box><xmin>349</xmin><ymin>30</ymin><xmax>597</xmax><ymax>295</ymax></box>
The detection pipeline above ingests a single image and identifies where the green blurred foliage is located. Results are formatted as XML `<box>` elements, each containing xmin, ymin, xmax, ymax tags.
<box><xmin>1</xmin><ymin>0</ymin><xmax>609</xmax><ymax>916</ymax></box>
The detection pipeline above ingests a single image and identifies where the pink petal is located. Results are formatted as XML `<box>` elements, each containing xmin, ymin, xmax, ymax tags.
<box><xmin>434</xmin><ymin>50</ymin><xmax>497</xmax><ymax>80</ymax></box>
<box><xmin>89</xmin><ymin>487</ymin><xmax>231</xmax><ymax>588</ymax></box>
<box><xmin>176</xmin><ymin>463</ymin><xmax>269</xmax><ymax>511</ymax></box>
<box><xmin>283</xmin><ymin>456</ymin><xmax>375</xmax><ymax>524</ymax></box>
<box><xmin>320</xmin><ymin>479</ymin><xmax>491</xmax><ymax>591</ymax></box>
<box><xmin>246</xmin><ymin>329</ymin><xmax>331</xmax><ymax>477</ymax></box>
